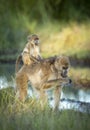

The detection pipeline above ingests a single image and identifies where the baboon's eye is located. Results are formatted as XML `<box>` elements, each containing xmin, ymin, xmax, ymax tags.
<box><xmin>34</xmin><ymin>38</ymin><xmax>39</xmax><ymax>40</ymax></box>
<box><xmin>63</xmin><ymin>66</ymin><xmax>68</xmax><ymax>70</ymax></box>
<box><xmin>34</xmin><ymin>39</ymin><xmax>39</xmax><ymax>45</ymax></box>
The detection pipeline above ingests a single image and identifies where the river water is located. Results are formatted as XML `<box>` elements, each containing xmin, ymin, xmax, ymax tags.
<box><xmin>0</xmin><ymin>63</ymin><xmax>90</xmax><ymax>112</ymax></box>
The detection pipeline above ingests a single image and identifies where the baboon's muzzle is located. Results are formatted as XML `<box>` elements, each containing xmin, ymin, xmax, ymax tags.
<box><xmin>61</xmin><ymin>72</ymin><xmax>67</xmax><ymax>78</ymax></box>
<box><xmin>69</xmin><ymin>78</ymin><xmax>72</xmax><ymax>84</ymax></box>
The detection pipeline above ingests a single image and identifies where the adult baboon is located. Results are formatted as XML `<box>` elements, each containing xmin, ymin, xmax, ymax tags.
<box><xmin>15</xmin><ymin>34</ymin><xmax>42</xmax><ymax>72</ymax></box>
<box><xmin>15</xmin><ymin>55</ymin><xmax>71</xmax><ymax>110</ymax></box>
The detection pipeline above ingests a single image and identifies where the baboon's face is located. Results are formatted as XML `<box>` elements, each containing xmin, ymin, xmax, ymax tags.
<box><xmin>55</xmin><ymin>56</ymin><xmax>70</xmax><ymax>78</ymax></box>
<box><xmin>61</xmin><ymin>65</ymin><xmax>69</xmax><ymax>78</ymax></box>
<box><xmin>29</xmin><ymin>35</ymin><xmax>41</xmax><ymax>59</ymax></box>
<box><xmin>27</xmin><ymin>34</ymin><xmax>40</xmax><ymax>46</ymax></box>
<box><xmin>31</xmin><ymin>36</ymin><xmax>40</xmax><ymax>45</ymax></box>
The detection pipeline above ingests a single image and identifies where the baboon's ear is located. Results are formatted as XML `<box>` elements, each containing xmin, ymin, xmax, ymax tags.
<box><xmin>54</xmin><ymin>56</ymin><xmax>60</xmax><ymax>68</ymax></box>
<box><xmin>56</xmin><ymin>56</ymin><xmax>61</xmax><ymax>62</ymax></box>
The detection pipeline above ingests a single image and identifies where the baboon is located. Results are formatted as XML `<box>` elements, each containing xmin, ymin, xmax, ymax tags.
<box><xmin>15</xmin><ymin>34</ymin><xmax>42</xmax><ymax>72</ymax></box>
<box><xmin>15</xmin><ymin>55</ymin><xmax>71</xmax><ymax>110</ymax></box>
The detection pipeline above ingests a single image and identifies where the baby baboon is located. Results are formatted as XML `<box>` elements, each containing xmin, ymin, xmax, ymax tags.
<box><xmin>15</xmin><ymin>34</ymin><xmax>42</xmax><ymax>72</ymax></box>
<box><xmin>15</xmin><ymin>55</ymin><xmax>71</xmax><ymax>110</ymax></box>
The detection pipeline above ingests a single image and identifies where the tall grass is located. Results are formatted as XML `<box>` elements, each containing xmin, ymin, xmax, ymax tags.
<box><xmin>1</xmin><ymin>109</ymin><xmax>90</xmax><ymax>130</ymax></box>
<box><xmin>70</xmin><ymin>67</ymin><xmax>90</xmax><ymax>79</ymax></box>
<box><xmin>0</xmin><ymin>87</ymin><xmax>90</xmax><ymax>130</ymax></box>
<box><xmin>36</xmin><ymin>22</ymin><xmax>90</xmax><ymax>58</ymax></box>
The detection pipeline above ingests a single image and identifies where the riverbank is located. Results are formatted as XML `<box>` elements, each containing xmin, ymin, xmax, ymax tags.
<box><xmin>0</xmin><ymin>87</ymin><xmax>90</xmax><ymax>130</ymax></box>
<box><xmin>0</xmin><ymin>53</ymin><xmax>90</xmax><ymax>67</ymax></box>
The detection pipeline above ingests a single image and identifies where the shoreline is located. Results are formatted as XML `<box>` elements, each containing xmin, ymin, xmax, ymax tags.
<box><xmin>0</xmin><ymin>56</ymin><xmax>90</xmax><ymax>67</ymax></box>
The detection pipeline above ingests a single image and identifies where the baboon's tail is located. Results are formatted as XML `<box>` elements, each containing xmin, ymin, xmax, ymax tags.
<box><xmin>15</xmin><ymin>54</ymin><xmax>22</xmax><ymax>73</ymax></box>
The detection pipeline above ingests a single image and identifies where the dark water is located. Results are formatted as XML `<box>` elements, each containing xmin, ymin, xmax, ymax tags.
<box><xmin>0</xmin><ymin>63</ymin><xmax>90</xmax><ymax>112</ymax></box>
<box><xmin>0</xmin><ymin>63</ymin><xmax>15</xmax><ymax>80</ymax></box>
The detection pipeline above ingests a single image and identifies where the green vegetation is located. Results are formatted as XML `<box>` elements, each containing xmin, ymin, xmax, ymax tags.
<box><xmin>0</xmin><ymin>0</ymin><xmax>90</xmax><ymax>60</ymax></box>
<box><xmin>0</xmin><ymin>88</ymin><xmax>90</xmax><ymax>130</ymax></box>
<box><xmin>70</xmin><ymin>67</ymin><xmax>90</xmax><ymax>79</ymax></box>
<box><xmin>39</xmin><ymin>22</ymin><xmax>90</xmax><ymax>58</ymax></box>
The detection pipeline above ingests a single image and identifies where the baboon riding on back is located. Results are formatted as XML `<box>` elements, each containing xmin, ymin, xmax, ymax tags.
<box><xmin>15</xmin><ymin>34</ymin><xmax>42</xmax><ymax>72</ymax></box>
<box><xmin>16</xmin><ymin>54</ymin><xmax>71</xmax><ymax>110</ymax></box>
<box><xmin>15</xmin><ymin>34</ymin><xmax>71</xmax><ymax>110</ymax></box>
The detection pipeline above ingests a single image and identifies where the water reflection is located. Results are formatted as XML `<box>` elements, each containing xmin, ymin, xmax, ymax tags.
<box><xmin>0</xmin><ymin>76</ymin><xmax>15</xmax><ymax>89</ymax></box>
<box><xmin>0</xmin><ymin>64</ymin><xmax>15</xmax><ymax>78</ymax></box>
<box><xmin>0</xmin><ymin>63</ymin><xmax>15</xmax><ymax>89</ymax></box>
<box><xmin>62</xmin><ymin>86</ymin><xmax>90</xmax><ymax>102</ymax></box>
<box><xmin>0</xmin><ymin>76</ymin><xmax>9</xmax><ymax>89</ymax></box>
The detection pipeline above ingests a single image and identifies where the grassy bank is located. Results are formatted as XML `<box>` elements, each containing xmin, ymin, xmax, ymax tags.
<box><xmin>70</xmin><ymin>67</ymin><xmax>90</xmax><ymax>79</ymax></box>
<box><xmin>37</xmin><ymin>22</ymin><xmax>90</xmax><ymax>59</ymax></box>
<box><xmin>0</xmin><ymin>87</ymin><xmax>90</xmax><ymax>130</ymax></box>
<box><xmin>0</xmin><ymin>109</ymin><xmax>90</xmax><ymax>130</ymax></box>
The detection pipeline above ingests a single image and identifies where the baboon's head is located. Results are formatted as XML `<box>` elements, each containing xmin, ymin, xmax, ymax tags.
<box><xmin>27</xmin><ymin>34</ymin><xmax>41</xmax><ymax>60</ymax></box>
<box><xmin>27</xmin><ymin>34</ymin><xmax>39</xmax><ymax>45</ymax></box>
<box><xmin>55</xmin><ymin>56</ymin><xmax>70</xmax><ymax>78</ymax></box>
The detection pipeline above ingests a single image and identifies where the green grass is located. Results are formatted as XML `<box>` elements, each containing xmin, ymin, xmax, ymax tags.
<box><xmin>0</xmin><ymin>87</ymin><xmax>90</xmax><ymax>130</ymax></box>
<box><xmin>36</xmin><ymin>22</ymin><xmax>90</xmax><ymax>59</ymax></box>
<box><xmin>0</xmin><ymin>109</ymin><xmax>90</xmax><ymax>130</ymax></box>
<box><xmin>70</xmin><ymin>67</ymin><xmax>90</xmax><ymax>79</ymax></box>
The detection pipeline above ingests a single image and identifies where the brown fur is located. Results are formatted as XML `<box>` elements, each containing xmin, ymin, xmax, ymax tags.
<box><xmin>15</xmin><ymin>34</ymin><xmax>42</xmax><ymax>73</ymax></box>
<box><xmin>15</xmin><ymin>55</ymin><xmax>71</xmax><ymax>110</ymax></box>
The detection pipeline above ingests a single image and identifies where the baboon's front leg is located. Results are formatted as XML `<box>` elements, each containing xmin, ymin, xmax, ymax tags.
<box><xmin>39</xmin><ymin>89</ymin><xmax>48</xmax><ymax>109</ymax></box>
<box><xmin>41</xmin><ymin>79</ymin><xmax>61</xmax><ymax>89</ymax></box>
<box><xmin>22</xmin><ymin>53</ymin><xmax>31</xmax><ymax>65</ymax></box>
<box><xmin>54</xmin><ymin>86</ymin><xmax>61</xmax><ymax>110</ymax></box>
<box><xmin>16</xmin><ymin>74</ymin><xmax>28</xmax><ymax>102</ymax></box>
<box><xmin>42</xmin><ymin>78</ymin><xmax>69</xmax><ymax>89</ymax></box>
